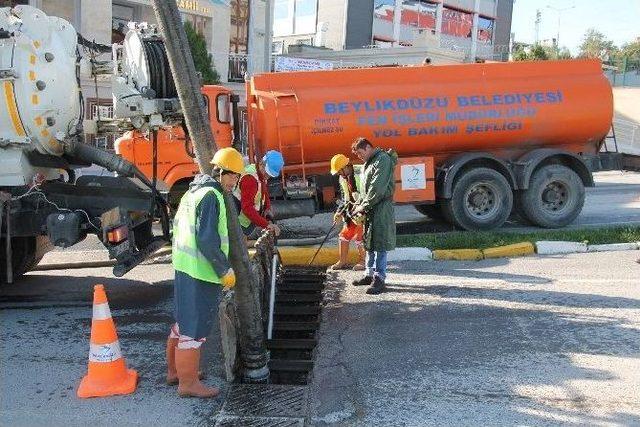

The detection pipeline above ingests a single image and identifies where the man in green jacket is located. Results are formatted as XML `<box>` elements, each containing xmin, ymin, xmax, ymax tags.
<box><xmin>350</xmin><ymin>137</ymin><xmax>398</xmax><ymax>295</ymax></box>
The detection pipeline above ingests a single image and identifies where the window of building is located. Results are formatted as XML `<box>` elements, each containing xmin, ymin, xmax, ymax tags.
<box><xmin>441</xmin><ymin>7</ymin><xmax>473</xmax><ymax>38</ymax></box>
<box><xmin>477</xmin><ymin>16</ymin><xmax>494</xmax><ymax>44</ymax></box>
<box><xmin>401</xmin><ymin>1</ymin><xmax>437</xmax><ymax>30</ymax></box>
<box><xmin>373</xmin><ymin>0</ymin><xmax>437</xmax><ymax>46</ymax></box>
<box><xmin>230</xmin><ymin>0</ymin><xmax>249</xmax><ymax>54</ymax></box>
<box><xmin>293</xmin><ymin>0</ymin><xmax>316</xmax><ymax>35</ymax></box>
<box><xmin>273</xmin><ymin>0</ymin><xmax>294</xmax><ymax>37</ymax></box>
<box><xmin>273</xmin><ymin>0</ymin><xmax>317</xmax><ymax>37</ymax></box>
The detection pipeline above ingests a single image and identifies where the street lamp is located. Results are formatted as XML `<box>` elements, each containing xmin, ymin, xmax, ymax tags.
<box><xmin>546</xmin><ymin>4</ymin><xmax>575</xmax><ymax>52</ymax></box>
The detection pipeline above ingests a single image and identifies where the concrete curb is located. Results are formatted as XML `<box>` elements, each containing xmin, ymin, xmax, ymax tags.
<box><xmin>387</xmin><ymin>247</ymin><xmax>433</xmax><ymax>262</ymax></box>
<box><xmin>278</xmin><ymin>246</ymin><xmax>359</xmax><ymax>267</ymax></box>
<box><xmin>586</xmin><ymin>242</ymin><xmax>640</xmax><ymax>252</ymax></box>
<box><xmin>36</xmin><ymin>239</ymin><xmax>640</xmax><ymax>271</ymax></box>
<box><xmin>535</xmin><ymin>241</ymin><xmax>588</xmax><ymax>255</ymax></box>
<box><xmin>482</xmin><ymin>242</ymin><xmax>535</xmax><ymax>259</ymax></box>
<box><xmin>432</xmin><ymin>249</ymin><xmax>483</xmax><ymax>261</ymax></box>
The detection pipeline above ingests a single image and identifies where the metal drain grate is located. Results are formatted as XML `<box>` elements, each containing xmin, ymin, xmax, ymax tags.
<box><xmin>214</xmin><ymin>415</ymin><xmax>304</xmax><ymax>427</ymax></box>
<box><xmin>222</xmin><ymin>384</ymin><xmax>308</xmax><ymax>418</ymax></box>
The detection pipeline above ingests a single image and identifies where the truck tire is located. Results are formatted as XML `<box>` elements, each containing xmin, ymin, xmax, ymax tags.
<box><xmin>414</xmin><ymin>203</ymin><xmax>444</xmax><ymax>220</ymax></box>
<box><xmin>442</xmin><ymin>167</ymin><xmax>513</xmax><ymax>231</ymax></box>
<box><xmin>0</xmin><ymin>236</ymin><xmax>37</xmax><ymax>283</ymax></box>
<box><xmin>517</xmin><ymin>164</ymin><xmax>585</xmax><ymax>228</ymax></box>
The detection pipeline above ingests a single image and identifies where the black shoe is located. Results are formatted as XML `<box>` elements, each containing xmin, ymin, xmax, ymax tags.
<box><xmin>352</xmin><ymin>276</ymin><xmax>373</xmax><ymax>287</ymax></box>
<box><xmin>366</xmin><ymin>276</ymin><xmax>385</xmax><ymax>295</ymax></box>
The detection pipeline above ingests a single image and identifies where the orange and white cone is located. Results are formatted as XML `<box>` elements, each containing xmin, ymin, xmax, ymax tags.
<box><xmin>77</xmin><ymin>284</ymin><xmax>138</xmax><ymax>398</ymax></box>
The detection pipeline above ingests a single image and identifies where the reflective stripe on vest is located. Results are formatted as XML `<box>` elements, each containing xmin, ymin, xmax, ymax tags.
<box><xmin>172</xmin><ymin>186</ymin><xmax>229</xmax><ymax>284</ymax></box>
<box><xmin>339</xmin><ymin>165</ymin><xmax>363</xmax><ymax>203</ymax></box>
<box><xmin>233</xmin><ymin>163</ymin><xmax>263</xmax><ymax>228</ymax></box>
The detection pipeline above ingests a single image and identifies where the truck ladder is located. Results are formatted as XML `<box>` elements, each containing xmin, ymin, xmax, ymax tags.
<box><xmin>274</xmin><ymin>93</ymin><xmax>306</xmax><ymax>182</ymax></box>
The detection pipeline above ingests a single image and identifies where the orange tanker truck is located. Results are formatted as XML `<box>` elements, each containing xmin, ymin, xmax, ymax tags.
<box><xmin>116</xmin><ymin>59</ymin><xmax>614</xmax><ymax>231</ymax></box>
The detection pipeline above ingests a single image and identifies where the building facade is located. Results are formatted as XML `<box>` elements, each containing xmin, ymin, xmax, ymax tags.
<box><xmin>272</xmin><ymin>0</ymin><xmax>514</xmax><ymax>61</ymax></box>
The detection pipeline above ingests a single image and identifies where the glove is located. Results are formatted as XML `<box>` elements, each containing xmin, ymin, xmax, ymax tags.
<box><xmin>267</xmin><ymin>222</ymin><xmax>281</xmax><ymax>237</ymax></box>
<box><xmin>352</xmin><ymin>211</ymin><xmax>365</xmax><ymax>225</ymax></box>
<box><xmin>222</xmin><ymin>268</ymin><xmax>236</xmax><ymax>288</ymax></box>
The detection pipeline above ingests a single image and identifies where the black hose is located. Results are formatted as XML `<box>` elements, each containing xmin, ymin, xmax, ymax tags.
<box><xmin>142</xmin><ymin>39</ymin><xmax>177</xmax><ymax>99</ymax></box>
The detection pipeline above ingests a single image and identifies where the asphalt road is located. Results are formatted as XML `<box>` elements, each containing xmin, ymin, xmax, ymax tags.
<box><xmin>2</xmin><ymin>251</ymin><xmax>639</xmax><ymax>426</ymax></box>
<box><xmin>311</xmin><ymin>251</ymin><xmax>640</xmax><ymax>426</ymax></box>
<box><xmin>0</xmin><ymin>264</ymin><xmax>226</xmax><ymax>426</ymax></box>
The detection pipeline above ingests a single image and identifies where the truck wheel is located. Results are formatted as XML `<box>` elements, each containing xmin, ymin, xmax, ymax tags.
<box><xmin>414</xmin><ymin>204</ymin><xmax>444</xmax><ymax>220</ymax></box>
<box><xmin>517</xmin><ymin>164</ymin><xmax>584</xmax><ymax>228</ymax></box>
<box><xmin>443</xmin><ymin>167</ymin><xmax>513</xmax><ymax>231</ymax></box>
<box><xmin>0</xmin><ymin>236</ymin><xmax>37</xmax><ymax>283</ymax></box>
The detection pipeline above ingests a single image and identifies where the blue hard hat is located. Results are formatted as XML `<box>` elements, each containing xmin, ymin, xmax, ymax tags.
<box><xmin>262</xmin><ymin>150</ymin><xmax>284</xmax><ymax>178</ymax></box>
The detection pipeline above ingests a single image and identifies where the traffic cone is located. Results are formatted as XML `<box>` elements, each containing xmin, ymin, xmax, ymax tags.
<box><xmin>77</xmin><ymin>284</ymin><xmax>138</xmax><ymax>398</ymax></box>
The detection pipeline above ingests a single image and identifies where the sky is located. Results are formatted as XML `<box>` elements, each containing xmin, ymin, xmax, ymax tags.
<box><xmin>510</xmin><ymin>0</ymin><xmax>640</xmax><ymax>54</ymax></box>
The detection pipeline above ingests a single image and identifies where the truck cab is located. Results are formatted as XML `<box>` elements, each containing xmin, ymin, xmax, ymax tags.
<box><xmin>115</xmin><ymin>85</ymin><xmax>236</xmax><ymax>207</ymax></box>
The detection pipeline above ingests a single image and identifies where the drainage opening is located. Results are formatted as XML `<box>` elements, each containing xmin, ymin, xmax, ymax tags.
<box><xmin>267</xmin><ymin>267</ymin><xmax>326</xmax><ymax>385</ymax></box>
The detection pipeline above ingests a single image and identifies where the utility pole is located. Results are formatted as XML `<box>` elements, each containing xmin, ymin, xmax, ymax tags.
<box><xmin>392</xmin><ymin>0</ymin><xmax>401</xmax><ymax>47</ymax></box>
<box><xmin>534</xmin><ymin>9</ymin><xmax>541</xmax><ymax>45</ymax></box>
<box><xmin>546</xmin><ymin>4</ymin><xmax>575</xmax><ymax>55</ymax></box>
<box><xmin>150</xmin><ymin>0</ymin><xmax>269</xmax><ymax>383</ymax></box>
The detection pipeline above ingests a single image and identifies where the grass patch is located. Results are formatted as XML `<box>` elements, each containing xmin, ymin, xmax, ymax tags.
<box><xmin>397</xmin><ymin>226</ymin><xmax>640</xmax><ymax>250</ymax></box>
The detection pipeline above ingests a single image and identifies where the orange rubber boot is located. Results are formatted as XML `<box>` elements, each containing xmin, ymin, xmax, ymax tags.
<box><xmin>175</xmin><ymin>347</ymin><xmax>220</xmax><ymax>398</ymax></box>
<box><xmin>166</xmin><ymin>337</ymin><xmax>178</xmax><ymax>385</ymax></box>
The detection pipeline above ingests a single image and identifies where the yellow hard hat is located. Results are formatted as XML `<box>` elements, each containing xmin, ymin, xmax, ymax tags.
<box><xmin>330</xmin><ymin>154</ymin><xmax>350</xmax><ymax>175</ymax></box>
<box><xmin>211</xmin><ymin>147</ymin><xmax>244</xmax><ymax>174</ymax></box>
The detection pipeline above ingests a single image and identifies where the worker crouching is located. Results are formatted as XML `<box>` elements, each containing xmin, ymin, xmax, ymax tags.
<box><xmin>234</xmin><ymin>150</ymin><xmax>285</xmax><ymax>240</ymax></box>
<box><xmin>167</xmin><ymin>147</ymin><xmax>244</xmax><ymax>398</ymax></box>
<box><xmin>329</xmin><ymin>154</ymin><xmax>365</xmax><ymax>270</ymax></box>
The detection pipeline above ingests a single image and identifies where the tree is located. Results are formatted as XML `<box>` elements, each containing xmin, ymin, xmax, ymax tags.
<box><xmin>578</xmin><ymin>28</ymin><xmax>617</xmax><ymax>60</ymax></box>
<box><xmin>513</xmin><ymin>44</ymin><xmax>549</xmax><ymax>61</ymax></box>
<box><xmin>621</xmin><ymin>39</ymin><xmax>640</xmax><ymax>58</ymax></box>
<box><xmin>184</xmin><ymin>22</ymin><xmax>220</xmax><ymax>84</ymax></box>
<box><xmin>556</xmin><ymin>47</ymin><xmax>572</xmax><ymax>60</ymax></box>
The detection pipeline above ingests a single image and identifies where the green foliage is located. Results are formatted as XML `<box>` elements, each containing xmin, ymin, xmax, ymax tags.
<box><xmin>529</xmin><ymin>44</ymin><xmax>549</xmax><ymax>60</ymax></box>
<box><xmin>184</xmin><ymin>21</ymin><xmax>219</xmax><ymax>84</ymax></box>
<box><xmin>513</xmin><ymin>43</ymin><xmax>552</xmax><ymax>61</ymax></box>
<box><xmin>620</xmin><ymin>40</ymin><xmax>640</xmax><ymax>58</ymax></box>
<box><xmin>397</xmin><ymin>226</ymin><xmax>640</xmax><ymax>250</ymax></box>
<box><xmin>579</xmin><ymin>28</ymin><xmax>617</xmax><ymax>60</ymax></box>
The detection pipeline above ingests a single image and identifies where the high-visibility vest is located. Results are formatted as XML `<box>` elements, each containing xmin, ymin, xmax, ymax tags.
<box><xmin>233</xmin><ymin>163</ymin><xmax>263</xmax><ymax>228</ymax></box>
<box><xmin>172</xmin><ymin>186</ymin><xmax>229</xmax><ymax>284</ymax></box>
<box><xmin>339</xmin><ymin>165</ymin><xmax>363</xmax><ymax>203</ymax></box>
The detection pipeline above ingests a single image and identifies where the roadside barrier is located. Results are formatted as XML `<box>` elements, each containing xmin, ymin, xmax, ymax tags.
<box><xmin>77</xmin><ymin>284</ymin><xmax>138</xmax><ymax>398</ymax></box>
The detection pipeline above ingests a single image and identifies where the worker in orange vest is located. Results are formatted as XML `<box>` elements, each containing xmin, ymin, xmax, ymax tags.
<box><xmin>329</xmin><ymin>154</ymin><xmax>365</xmax><ymax>270</ymax></box>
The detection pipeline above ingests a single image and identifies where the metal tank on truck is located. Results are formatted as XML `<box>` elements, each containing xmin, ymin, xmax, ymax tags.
<box><xmin>0</xmin><ymin>6</ymin><xmax>185</xmax><ymax>282</ymax></box>
<box><xmin>244</xmin><ymin>59</ymin><xmax>614</xmax><ymax>230</ymax></box>
<box><xmin>116</xmin><ymin>59</ymin><xmax>615</xmax><ymax>231</ymax></box>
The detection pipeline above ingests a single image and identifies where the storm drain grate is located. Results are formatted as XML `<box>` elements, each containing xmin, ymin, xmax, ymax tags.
<box><xmin>222</xmin><ymin>384</ymin><xmax>308</xmax><ymax>418</ymax></box>
<box><xmin>214</xmin><ymin>415</ymin><xmax>304</xmax><ymax>427</ymax></box>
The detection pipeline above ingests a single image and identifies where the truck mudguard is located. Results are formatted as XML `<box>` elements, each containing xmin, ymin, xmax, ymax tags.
<box><xmin>437</xmin><ymin>152</ymin><xmax>517</xmax><ymax>199</ymax></box>
<box><xmin>513</xmin><ymin>148</ymin><xmax>594</xmax><ymax>190</ymax></box>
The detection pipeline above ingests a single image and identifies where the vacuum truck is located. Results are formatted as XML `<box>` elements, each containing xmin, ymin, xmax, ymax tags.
<box><xmin>0</xmin><ymin>6</ymin><xmax>185</xmax><ymax>282</ymax></box>
<box><xmin>118</xmin><ymin>59</ymin><xmax>614</xmax><ymax>231</ymax></box>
